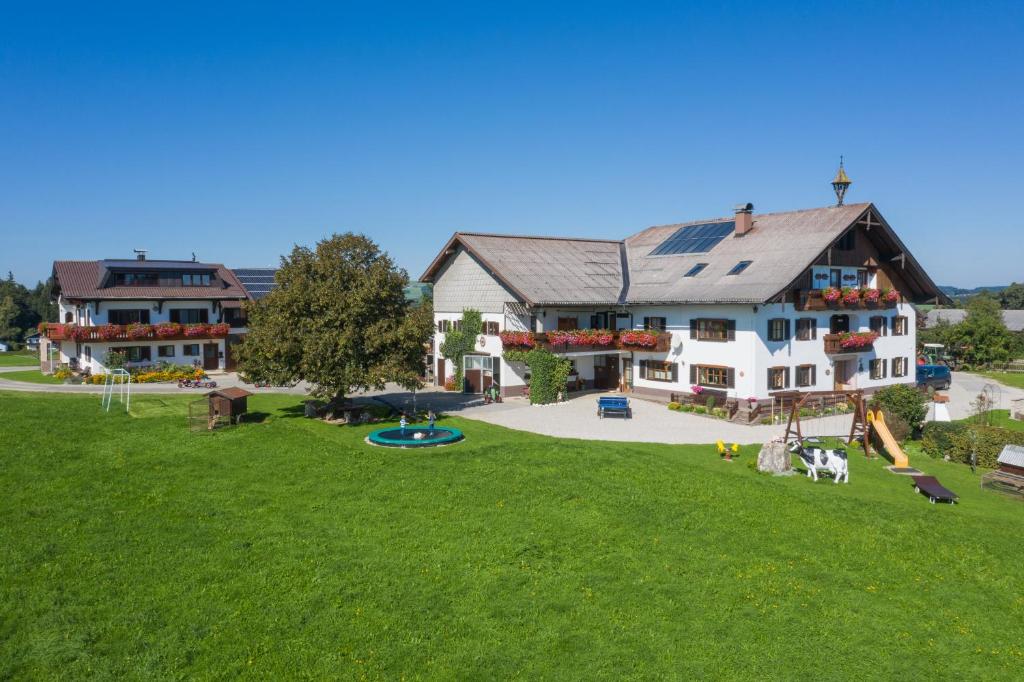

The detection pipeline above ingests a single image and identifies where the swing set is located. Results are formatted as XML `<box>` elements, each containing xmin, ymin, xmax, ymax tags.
<box><xmin>782</xmin><ymin>390</ymin><xmax>872</xmax><ymax>458</ymax></box>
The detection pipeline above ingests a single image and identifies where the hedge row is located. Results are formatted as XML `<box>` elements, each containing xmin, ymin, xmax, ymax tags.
<box><xmin>921</xmin><ymin>421</ymin><xmax>1024</xmax><ymax>468</ymax></box>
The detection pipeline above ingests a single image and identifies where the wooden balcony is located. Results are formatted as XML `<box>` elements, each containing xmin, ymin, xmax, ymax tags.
<box><xmin>823</xmin><ymin>333</ymin><xmax>875</xmax><ymax>355</ymax></box>
<box><xmin>40</xmin><ymin>323</ymin><xmax>230</xmax><ymax>343</ymax></box>
<box><xmin>797</xmin><ymin>289</ymin><xmax>900</xmax><ymax>312</ymax></box>
<box><xmin>533</xmin><ymin>330</ymin><xmax>672</xmax><ymax>354</ymax></box>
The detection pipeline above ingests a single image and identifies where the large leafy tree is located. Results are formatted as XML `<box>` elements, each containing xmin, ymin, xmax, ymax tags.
<box><xmin>998</xmin><ymin>282</ymin><xmax>1024</xmax><ymax>310</ymax></box>
<box><xmin>237</xmin><ymin>233</ymin><xmax>434</xmax><ymax>405</ymax></box>
<box><xmin>946</xmin><ymin>294</ymin><xmax>1019</xmax><ymax>366</ymax></box>
<box><xmin>0</xmin><ymin>295</ymin><xmax>20</xmax><ymax>342</ymax></box>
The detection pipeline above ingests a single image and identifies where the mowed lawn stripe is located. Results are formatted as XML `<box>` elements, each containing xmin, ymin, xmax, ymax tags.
<box><xmin>0</xmin><ymin>391</ymin><xmax>1022</xmax><ymax>679</ymax></box>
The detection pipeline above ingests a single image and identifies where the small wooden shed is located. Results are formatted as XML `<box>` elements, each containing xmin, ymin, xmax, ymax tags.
<box><xmin>206</xmin><ymin>387</ymin><xmax>252</xmax><ymax>423</ymax></box>
<box><xmin>997</xmin><ymin>444</ymin><xmax>1024</xmax><ymax>477</ymax></box>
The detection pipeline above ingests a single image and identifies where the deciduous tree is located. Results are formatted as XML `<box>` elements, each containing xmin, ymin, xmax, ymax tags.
<box><xmin>237</xmin><ymin>233</ymin><xmax>433</xmax><ymax>407</ymax></box>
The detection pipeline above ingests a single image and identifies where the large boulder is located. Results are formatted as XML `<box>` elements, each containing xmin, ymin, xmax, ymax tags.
<box><xmin>757</xmin><ymin>440</ymin><xmax>793</xmax><ymax>475</ymax></box>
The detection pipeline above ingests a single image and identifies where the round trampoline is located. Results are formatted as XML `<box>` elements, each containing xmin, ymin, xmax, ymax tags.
<box><xmin>366</xmin><ymin>426</ymin><xmax>464</xmax><ymax>448</ymax></box>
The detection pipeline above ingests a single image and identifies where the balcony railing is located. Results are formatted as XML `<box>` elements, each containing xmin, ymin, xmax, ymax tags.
<box><xmin>502</xmin><ymin>329</ymin><xmax>672</xmax><ymax>353</ymax></box>
<box><xmin>797</xmin><ymin>288</ymin><xmax>901</xmax><ymax>311</ymax></box>
<box><xmin>823</xmin><ymin>332</ymin><xmax>878</xmax><ymax>355</ymax></box>
<box><xmin>39</xmin><ymin>322</ymin><xmax>230</xmax><ymax>343</ymax></box>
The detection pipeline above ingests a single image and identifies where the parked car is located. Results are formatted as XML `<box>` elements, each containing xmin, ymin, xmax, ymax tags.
<box><xmin>917</xmin><ymin>364</ymin><xmax>951</xmax><ymax>391</ymax></box>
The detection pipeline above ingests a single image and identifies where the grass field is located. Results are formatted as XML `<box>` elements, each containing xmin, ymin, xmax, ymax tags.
<box><xmin>1</xmin><ymin>391</ymin><xmax>1023</xmax><ymax>679</ymax></box>
<box><xmin>0</xmin><ymin>369</ymin><xmax>64</xmax><ymax>384</ymax></box>
<box><xmin>0</xmin><ymin>350</ymin><xmax>38</xmax><ymax>367</ymax></box>
<box><xmin>978</xmin><ymin>371</ymin><xmax>1024</xmax><ymax>390</ymax></box>
<box><xmin>955</xmin><ymin>409</ymin><xmax>1024</xmax><ymax>431</ymax></box>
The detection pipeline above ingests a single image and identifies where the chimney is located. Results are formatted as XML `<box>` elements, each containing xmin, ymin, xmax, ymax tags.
<box><xmin>133</xmin><ymin>249</ymin><xmax>147</xmax><ymax>261</ymax></box>
<box><xmin>733</xmin><ymin>203</ymin><xmax>754</xmax><ymax>236</ymax></box>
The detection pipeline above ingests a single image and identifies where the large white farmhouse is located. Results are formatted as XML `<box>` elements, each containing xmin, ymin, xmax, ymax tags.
<box><xmin>40</xmin><ymin>255</ymin><xmax>251</xmax><ymax>374</ymax></box>
<box><xmin>420</xmin><ymin>200</ymin><xmax>947</xmax><ymax>407</ymax></box>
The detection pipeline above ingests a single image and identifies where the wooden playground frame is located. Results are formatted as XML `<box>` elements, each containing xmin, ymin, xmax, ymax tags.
<box><xmin>782</xmin><ymin>390</ymin><xmax>873</xmax><ymax>458</ymax></box>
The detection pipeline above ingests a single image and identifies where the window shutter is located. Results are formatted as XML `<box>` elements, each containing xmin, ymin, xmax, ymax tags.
<box><xmin>690</xmin><ymin>364</ymin><xmax>697</xmax><ymax>384</ymax></box>
<box><xmin>784</xmin><ymin>319</ymin><xmax>791</xmax><ymax>340</ymax></box>
<box><xmin>690</xmin><ymin>320</ymin><xmax>698</xmax><ymax>339</ymax></box>
<box><xmin>643</xmin><ymin>317</ymin><xmax>650</xmax><ymax>330</ymax></box>
<box><xmin>785</xmin><ymin>367</ymin><xmax>791</xmax><ymax>388</ymax></box>
<box><xmin>727</xmin><ymin>320</ymin><xmax>736</xmax><ymax>341</ymax></box>
<box><xmin>170</xmin><ymin>310</ymin><xmax>178</xmax><ymax>324</ymax></box>
<box><xmin>767</xmin><ymin>319</ymin><xmax>774</xmax><ymax>340</ymax></box>
<box><xmin>811</xmin><ymin>365</ymin><xmax>817</xmax><ymax>386</ymax></box>
<box><xmin>141</xmin><ymin>309</ymin><xmax>150</xmax><ymax>324</ymax></box>
<box><xmin>767</xmin><ymin>370</ymin><xmax>772</xmax><ymax>392</ymax></box>
<box><xmin>811</xmin><ymin>319</ymin><xmax>817</xmax><ymax>340</ymax></box>
<box><xmin>726</xmin><ymin>368</ymin><xmax>735</xmax><ymax>388</ymax></box>
<box><xmin>639</xmin><ymin>360</ymin><xmax>647</xmax><ymax>379</ymax></box>
<box><xmin>671</xmin><ymin>363</ymin><xmax>679</xmax><ymax>382</ymax></box>
<box><xmin>141</xmin><ymin>346</ymin><xmax>152</xmax><ymax>361</ymax></box>
<box><xmin>883</xmin><ymin>360</ymin><xmax>888</xmax><ymax>378</ymax></box>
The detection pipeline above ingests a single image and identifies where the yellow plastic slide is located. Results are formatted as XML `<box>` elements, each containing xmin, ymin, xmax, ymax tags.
<box><xmin>867</xmin><ymin>410</ymin><xmax>909</xmax><ymax>467</ymax></box>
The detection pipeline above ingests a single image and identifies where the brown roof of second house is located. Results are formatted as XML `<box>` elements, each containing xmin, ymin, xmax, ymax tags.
<box><xmin>53</xmin><ymin>260</ymin><xmax>250</xmax><ymax>300</ymax></box>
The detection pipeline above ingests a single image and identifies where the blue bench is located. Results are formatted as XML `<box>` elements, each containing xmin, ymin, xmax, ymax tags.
<box><xmin>597</xmin><ymin>396</ymin><xmax>631</xmax><ymax>419</ymax></box>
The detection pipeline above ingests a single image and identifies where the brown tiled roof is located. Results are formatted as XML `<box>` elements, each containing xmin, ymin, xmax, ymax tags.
<box><xmin>53</xmin><ymin>260</ymin><xmax>250</xmax><ymax>300</ymax></box>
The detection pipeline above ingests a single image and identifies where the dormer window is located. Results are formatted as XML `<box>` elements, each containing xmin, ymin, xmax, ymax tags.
<box><xmin>727</xmin><ymin>260</ymin><xmax>752</xmax><ymax>276</ymax></box>
<box><xmin>684</xmin><ymin>263</ymin><xmax>708</xmax><ymax>277</ymax></box>
<box><xmin>111</xmin><ymin>271</ymin><xmax>214</xmax><ymax>287</ymax></box>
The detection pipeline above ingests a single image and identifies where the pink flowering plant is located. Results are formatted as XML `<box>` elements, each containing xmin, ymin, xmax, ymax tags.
<box><xmin>126</xmin><ymin>323</ymin><xmax>152</xmax><ymax>339</ymax></box>
<box><xmin>69</xmin><ymin>325</ymin><xmax>92</xmax><ymax>341</ymax></box>
<box><xmin>841</xmin><ymin>288</ymin><xmax>862</xmax><ymax>306</ymax></box>
<box><xmin>618</xmin><ymin>330</ymin><xmax>659</xmax><ymax>348</ymax></box>
<box><xmin>882</xmin><ymin>288</ymin><xmax>900</xmax><ymax>304</ymax></box>
<box><xmin>862</xmin><ymin>288</ymin><xmax>881</xmax><ymax>305</ymax></box>
<box><xmin>208</xmin><ymin>323</ymin><xmax>230</xmax><ymax>337</ymax></box>
<box><xmin>822</xmin><ymin>287</ymin><xmax>841</xmax><ymax>304</ymax></box>
<box><xmin>691</xmin><ymin>384</ymin><xmax>705</xmax><ymax>395</ymax></box>
<box><xmin>183</xmin><ymin>324</ymin><xmax>210</xmax><ymax>338</ymax></box>
<box><xmin>838</xmin><ymin>331</ymin><xmax>879</xmax><ymax>349</ymax></box>
<box><xmin>155</xmin><ymin>323</ymin><xmax>181</xmax><ymax>339</ymax></box>
<box><xmin>97</xmin><ymin>324</ymin><xmax>122</xmax><ymax>341</ymax></box>
<box><xmin>499</xmin><ymin>331</ymin><xmax>535</xmax><ymax>348</ymax></box>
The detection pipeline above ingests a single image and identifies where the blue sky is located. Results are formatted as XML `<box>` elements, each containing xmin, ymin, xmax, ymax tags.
<box><xmin>2</xmin><ymin>1</ymin><xmax>1022</xmax><ymax>287</ymax></box>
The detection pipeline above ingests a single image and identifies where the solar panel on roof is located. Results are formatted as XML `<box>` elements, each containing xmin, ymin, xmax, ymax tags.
<box><xmin>648</xmin><ymin>221</ymin><xmax>735</xmax><ymax>256</ymax></box>
<box><xmin>232</xmin><ymin>268</ymin><xmax>279</xmax><ymax>300</ymax></box>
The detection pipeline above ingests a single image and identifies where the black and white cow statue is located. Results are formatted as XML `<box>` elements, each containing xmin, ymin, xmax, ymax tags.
<box><xmin>789</xmin><ymin>441</ymin><xmax>850</xmax><ymax>483</ymax></box>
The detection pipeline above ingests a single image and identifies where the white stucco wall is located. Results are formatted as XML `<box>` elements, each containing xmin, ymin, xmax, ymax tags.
<box><xmin>429</xmin><ymin>245</ymin><xmax>917</xmax><ymax>398</ymax></box>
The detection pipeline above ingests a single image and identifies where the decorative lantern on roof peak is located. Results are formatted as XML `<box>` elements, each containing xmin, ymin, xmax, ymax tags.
<box><xmin>832</xmin><ymin>156</ymin><xmax>852</xmax><ymax>206</ymax></box>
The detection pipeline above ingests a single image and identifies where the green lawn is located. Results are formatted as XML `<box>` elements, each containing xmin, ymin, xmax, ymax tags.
<box><xmin>955</xmin><ymin>409</ymin><xmax>1024</xmax><ymax>432</ymax></box>
<box><xmin>978</xmin><ymin>371</ymin><xmax>1024</xmax><ymax>390</ymax></box>
<box><xmin>1</xmin><ymin>391</ymin><xmax>1023</xmax><ymax>679</ymax></box>
<box><xmin>0</xmin><ymin>350</ymin><xmax>38</xmax><ymax>366</ymax></box>
<box><xmin>0</xmin><ymin>369</ymin><xmax>65</xmax><ymax>384</ymax></box>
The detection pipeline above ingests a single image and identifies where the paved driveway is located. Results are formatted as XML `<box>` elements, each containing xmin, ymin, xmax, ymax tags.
<box><xmin>946</xmin><ymin>371</ymin><xmax>1024</xmax><ymax>419</ymax></box>
<box><xmin>458</xmin><ymin>392</ymin><xmax>797</xmax><ymax>445</ymax></box>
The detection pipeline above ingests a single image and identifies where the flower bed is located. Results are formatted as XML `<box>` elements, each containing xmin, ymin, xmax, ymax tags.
<box><xmin>838</xmin><ymin>331</ymin><xmax>879</xmax><ymax>349</ymax></box>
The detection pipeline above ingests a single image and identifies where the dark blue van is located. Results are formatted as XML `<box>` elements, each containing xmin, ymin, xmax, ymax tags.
<box><xmin>916</xmin><ymin>364</ymin><xmax>952</xmax><ymax>390</ymax></box>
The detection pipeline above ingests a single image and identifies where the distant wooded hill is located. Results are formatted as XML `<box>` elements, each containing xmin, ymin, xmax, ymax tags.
<box><xmin>939</xmin><ymin>285</ymin><xmax>1009</xmax><ymax>297</ymax></box>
